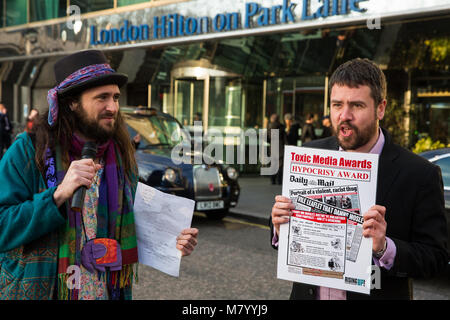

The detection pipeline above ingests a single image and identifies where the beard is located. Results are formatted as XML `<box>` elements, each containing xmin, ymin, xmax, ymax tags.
<box><xmin>335</xmin><ymin>119</ymin><xmax>377</xmax><ymax>151</ymax></box>
<box><xmin>72</xmin><ymin>104</ymin><xmax>117</xmax><ymax>144</ymax></box>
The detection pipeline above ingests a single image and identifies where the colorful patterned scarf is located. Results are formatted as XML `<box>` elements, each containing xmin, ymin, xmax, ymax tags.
<box><xmin>45</xmin><ymin>135</ymin><xmax>138</xmax><ymax>300</ymax></box>
<box><xmin>47</xmin><ymin>63</ymin><xmax>115</xmax><ymax>127</ymax></box>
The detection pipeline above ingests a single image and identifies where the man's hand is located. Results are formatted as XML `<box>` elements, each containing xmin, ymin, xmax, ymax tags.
<box><xmin>176</xmin><ymin>228</ymin><xmax>199</xmax><ymax>257</ymax></box>
<box><xmin>53</xmin><ymin>159</ymin><xmax>102</xmax><ymax>208</ymax></box>
<box><xmin>271</xmin><ymin>195</ymin><xmax>295</xmax><ymax>236</ymax></box>
<box><xmin>363</xmin><ymin>205</ymin><xmax>387</xmax><ymax>253</ymax></box>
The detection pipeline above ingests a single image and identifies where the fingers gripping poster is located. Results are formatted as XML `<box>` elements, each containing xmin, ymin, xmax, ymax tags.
<box><xmin>277</xmin><ymin>146</ymin><xmax>379</xmax><ymax>294</ymax></box>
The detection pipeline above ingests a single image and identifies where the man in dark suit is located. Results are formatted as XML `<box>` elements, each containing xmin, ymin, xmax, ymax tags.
<box><xmin>284</xmin><ymin>113</ymin><xmax>300</xmax><ymax>146</ymax></box>
<box><xmin>300</xmin><ymin>113</ymin><xmax>317</xmax><ymax>144</ymax></box>
<box><xmin>270</xmin><ymin>58</ymin><xmax>448</xmax><ymax>300</ymax></box>
<box><xmin>267</xmin><ymin>113</ymin><xmax>286</xmax><ymax>185</ymax></box>
<box><xmin>320</xmin><ymin>115</ymin><xmax>333</xmax><ymax>139</ymax></box>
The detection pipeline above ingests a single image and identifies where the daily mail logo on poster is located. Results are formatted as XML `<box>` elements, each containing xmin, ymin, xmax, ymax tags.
<box><xmin>277</xmin><ymin>145</ymin><xmax>379</xmax><ymax>295</ymax></box>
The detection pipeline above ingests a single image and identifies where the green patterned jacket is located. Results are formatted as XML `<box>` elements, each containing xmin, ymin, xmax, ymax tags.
<box><xmin>0</xmin><ymin>133</ymin><xmax>66</xmax><ymax>299</ymax></box>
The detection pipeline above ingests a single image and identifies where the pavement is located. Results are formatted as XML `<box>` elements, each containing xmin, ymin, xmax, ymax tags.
<box><xmin>228</xmin><ymin>175</ymin><xmax>282</xmax><ymax>225</ymax></box>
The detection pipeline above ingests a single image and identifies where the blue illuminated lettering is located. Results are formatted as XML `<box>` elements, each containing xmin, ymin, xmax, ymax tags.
<box><xmin>197</xmin><ymin>16</ymin><xmax>209</xmax><ymax>34</ymax></box>
<box><xmin>119</xmin><ymin>20</ymin><xmax>129</xmax><ymax>42</ymax></box>
<box><xmin>185</xmin><ymin>17</ymin><xmax>198</xmax><ymax>35</ymax></box>
<box><xmin>302</xmin><ymin>0</ymin><xmax>315</xmax><ymax>20</ymax></box>
<box><xmin>213</xmin><ymin>14</ymin><xmax>226</xmax><ymax>31</ymax></box>
<box><xmin>245</xmin><ymin>2</ymin><xmax>259</xmax><ymax>28</ymax></box>
<box><xmin>271</xmin><ymin>5</ymin><xmax>281</xmax><ymax>24</ymax></box>
<box><xmin>281</xmin><ymin>0</ymin><xmax>295</xmax><ymax>23</ymax></box>
<box><xmin>257</xmin><ymin>7</ymin><xmax>269</xmax><ymax>26</ymax></box>
<box><xmin>88</xmin><ymin>0</ymin><xmax>370</xmax><ymax>46</ymax></box>
<box><xmin>153</xmin><ymin>16</ymin><xmax>167</xmax><ymax>39</ymax></box>
<box><xmin>315</xmin><ymin>0</ymin><xmax>330</xmax><ymax>18</ymax></box>
<box><xmin>139</xmin><ymin>24</ymin><xmax>149</xmax><ymax>40</ymax></box>
<box><xmin>350</xmin><ymin>0</ymin><xmax>368</xmax><ymax>12</ymax></box>
<box><xmin>99</xmin><ymin>29</ymin><xmax>110</xmax><ymax>44</ymax></box>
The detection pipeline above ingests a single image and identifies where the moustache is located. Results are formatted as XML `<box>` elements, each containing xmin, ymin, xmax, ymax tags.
<box><xmin>98</xmin><ymin>112</ymin><xmax>117</xmax><ymax>120</ymax></box>
<box><xmin>337</xmin><ymin>122</ymin><xmax>358</xmax><ymax>132</ymax></box>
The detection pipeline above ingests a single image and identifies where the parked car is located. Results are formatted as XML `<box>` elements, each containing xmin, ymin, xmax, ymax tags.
<box><xmin>419</xmin><ymin>148</ymin><xmax>450</xmax><ymax>260</ymax></box>
<box><xmin>122</xmin><ymin>107</ymin><xmax>240</xmax><ymax>220</ymax></box>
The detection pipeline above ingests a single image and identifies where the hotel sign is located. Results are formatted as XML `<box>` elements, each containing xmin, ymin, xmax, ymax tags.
<box><xmin>90</xmin><ymin>0</ymin><xmax>369</xmax><ymax>45</ymax></box>
<box><xmin>0</xmin><ymin>0</ymin><xmax>449</xmax><ymax>61</ymax></box>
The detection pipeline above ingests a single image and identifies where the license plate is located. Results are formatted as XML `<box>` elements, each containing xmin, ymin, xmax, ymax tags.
<box><xmin>196</xmin><ymin>200</ymin><xmax>224</xmax><ymax>210</ymax></box>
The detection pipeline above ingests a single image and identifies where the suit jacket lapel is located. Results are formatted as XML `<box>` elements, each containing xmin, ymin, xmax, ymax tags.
<box><xmin>376</xmin><ymin>129</ymin><xmax>401</xmax><ymax>204</ymax></box>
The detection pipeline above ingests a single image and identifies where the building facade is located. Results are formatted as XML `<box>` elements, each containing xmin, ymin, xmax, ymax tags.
<box><xmin>0</xmin><ymin>0</ymin><xmax>449</xmax><ymax>168</ymax></box>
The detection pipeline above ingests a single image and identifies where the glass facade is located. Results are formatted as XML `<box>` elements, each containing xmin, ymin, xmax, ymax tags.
<box><xmin>0</xmin><ymin>0</ymin><xmax>4</xmax><ymax>28</ymax></box>
<box><xmin>70</xmin><ymin>0</ymin><xmax>114</xmax><ymax>14</ymax></box>
<box><xmin>175</xmin><ymin>79</ymin><xmax>204</xmax><ymax>127</ymax></box>
<box><xmin>101</xmin><ymin>15</ymin><xmax>450</xmax><ymax>152</ymax></box>
<box><xmin>0</xmin><ymin>0</ymin><xmax>153</xmax><ymax>27</ymax></box>
<box><xmin>29</xmin><ymin>0</ymin><xmax>66</xmax><ymax>22</ymax></box>
<box><xmin>5</xmin><ymin>0</ymin><xmax>27</xmax><ymax>27</ymax></box>
<box><xmin>118</xmin><ymin>0</ymin><xmax>148</xmax><ymax>7</ymax></box>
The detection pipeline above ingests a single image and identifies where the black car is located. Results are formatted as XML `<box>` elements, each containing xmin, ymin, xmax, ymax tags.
<box><xmin>122</xmin><ymin>107</ymin><xmax>240</xmax><ymax>220</ymax></box>
<box><xmin>419</xmin><ymin>148</ymin><xmax>450</xmax><ymax>260</ymax></box>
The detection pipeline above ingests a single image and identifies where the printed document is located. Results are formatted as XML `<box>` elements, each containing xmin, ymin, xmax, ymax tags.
<box><xmin>134</xmin><ymin>182</ymin><xmax>195</xmax><ymax>277</ymax></box>
<box><xmin>277</xmin><ymin>146</ymin><xmax>379</xmax><ymax>294</ymax></box>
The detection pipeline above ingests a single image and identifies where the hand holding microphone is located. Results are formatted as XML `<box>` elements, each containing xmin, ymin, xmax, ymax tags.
<box><xmin>53</xmin><ymin>142</ymin><xmax>101</xmax><ymax>209</ymax></box>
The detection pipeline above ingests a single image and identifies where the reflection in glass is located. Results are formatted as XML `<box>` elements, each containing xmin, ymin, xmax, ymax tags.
<box><xmin>0</xmin><ymin>0</ymin><xmax>4</xmax><ymax>28</ymax></box>
<box><xmin>175</xmin><ymin>79</ymin><xmax>204</xmax><ymax>127</ymax></box>
<box><xmin>209</xmin><ymin>78</ymin><xmax>242</xmax><ymax>128</ymax></box>
<box><xmin>124</xmin><ymin>113</ymin><xmax>186</xmax><ymax>149</ymax></box>
<box><xmin>6</xmin><ymin>0</ymin><xmax>27</xmax><ymax>26</ymax></box>
<box><xmin>70</xmin><ymin>0</ymin><xmax>114</xmax><ymax>14</ymax></box>
<box><xmin>29</xmin><ymin>0</ymin><xmax>66</xmax><ymax>22</ymax></box>
<box><xmin>435</xmin><ymin>157</ymin><xmax>450</xmax><ymax>187</ymax></box>
<box><xmin>117</xmin><ymin>0</ymin><xmax>147</xmax><ymax>7</ymax></box>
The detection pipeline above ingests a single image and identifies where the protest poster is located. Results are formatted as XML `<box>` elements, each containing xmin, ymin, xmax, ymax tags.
<box><xmin>277</xmin><ymin>146</ymin><xmax>379</xmax><ymax>294</ymax></box>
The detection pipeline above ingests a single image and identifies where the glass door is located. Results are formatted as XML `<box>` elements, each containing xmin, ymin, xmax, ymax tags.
<box><xmin>174</xmin><ymin>79</ymin><xmax>205</xmax><ymax>127</ymax></box>
<box><xmin>208</xmin><ymin>78</ymin><xmax>243</xmax><ymax>129</ymax></box>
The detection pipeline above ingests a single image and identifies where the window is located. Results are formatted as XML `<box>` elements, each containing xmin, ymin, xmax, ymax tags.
<box><xmin>29</xmin><ymin>0</ymin><xmax>66</xmax><ymax>22</ymax></box>
<box><xmin>5</xmin><ymin>0</ymin><xmax>27</xmax><ymax>27</ymax></box>
<box><xmin>209</xmin><ymin>78</ymin><xmax>243</xmax><ymax>128</ymax></box>
<box><xmin>70</xmin><ymin>0</ymin><xmax>114</xmax><ymax>14</ymax></box>
<box><xmin>435</xmin><ymin>157</ymin><xmax>450</xmax><ymax>188</ymax></box>
<box><xmin>117</xmin><ymin>0</ymin><xmax>148</xmax><ymax>7</ymax></box>
<box><xmin>0</xmin><ymin>0</ymin><xmax>4</xmax><ymax>28</ymax></box>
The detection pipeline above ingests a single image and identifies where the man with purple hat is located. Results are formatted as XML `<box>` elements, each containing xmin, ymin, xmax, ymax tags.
<box><xmin>0</xmin><ymin>50</ymin><xmax>198</xmax><ymax>300</ymax></box>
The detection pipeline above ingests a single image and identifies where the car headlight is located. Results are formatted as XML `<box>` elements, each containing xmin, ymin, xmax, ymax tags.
<box><xmin>163</xmin><ymin>168</ymin><xmax>177</xmax><ymax>183</ymax></box>
<box><xmin>226</xmin><ymin>167</ymin><xmax>238</xmax><ymax>180</ymax></box>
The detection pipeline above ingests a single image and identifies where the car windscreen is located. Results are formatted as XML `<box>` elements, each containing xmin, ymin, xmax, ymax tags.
<box><xmin>124</xmin><ymin>114</ymin><xmax>188</xmax><ymax>148</ymax></box>
<box><xmin>435</xmin><ymin>156</ymin><xmax>450</xmax><ymax>188</ymax></box>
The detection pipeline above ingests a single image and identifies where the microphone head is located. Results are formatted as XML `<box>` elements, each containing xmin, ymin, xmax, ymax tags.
<box><xmin>81</xmin><ymin>141</ymin><xmax>97</xmax><ymax>159</ymax></box>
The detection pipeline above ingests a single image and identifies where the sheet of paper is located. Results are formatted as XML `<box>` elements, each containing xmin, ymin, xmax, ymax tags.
<box><xmin>277</xmin><ymin>146</ymin><xmax>379</xmax><ymax>294</ymax></box>
<box><xmin>134</xmin><ymin>182</ymin><xmax>195</xmax><ymax>277</ymax></box>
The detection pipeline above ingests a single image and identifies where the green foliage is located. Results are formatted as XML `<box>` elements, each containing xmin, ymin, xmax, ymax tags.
<box><xmin>412</xmin><ymin>137</ymin><xmax>446</xmax><ymax>154</ymax></box>
<box><xmin>381</xmin><ymin>99</ymin><xmax>408</xmax><ymax>147</ymax></box>
<box><xmin>424</xmin><ymin>38</ymin><xmax>450</xmax><ymax>63</ymax></box>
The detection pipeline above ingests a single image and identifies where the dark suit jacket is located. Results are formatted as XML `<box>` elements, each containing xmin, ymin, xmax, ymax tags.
<box><xmin>286</xmin><ymin>123</ymin><xmax>300</xmax><ymax>146</ymax></box>
<box><xmin>271</xmin><ymin>128</ymin><xmax>448</xmax><ymax>300</ymax></box>
<box><xmin>301</xmin><ymin>123</ymin><xmax>316</xmax><ymax>143</ymax></box>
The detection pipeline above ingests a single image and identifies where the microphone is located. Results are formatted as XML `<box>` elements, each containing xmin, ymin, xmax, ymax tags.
<box><xmin>71</xmin><ymin>141</ymin><xmax>97</xmax><ymax>212</ymax></box>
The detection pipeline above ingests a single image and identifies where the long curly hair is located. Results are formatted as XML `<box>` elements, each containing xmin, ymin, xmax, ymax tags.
<box><xmin>33</xmin><ymin>94</ymin><xmax>137</xmax><ymax>181</ymax></box>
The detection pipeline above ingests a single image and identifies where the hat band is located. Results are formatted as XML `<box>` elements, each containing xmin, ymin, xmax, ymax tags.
<box><xmin>47</xmin><ymin>63</ymin><xmax>115</xmax><ymax>126</ymax></box>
